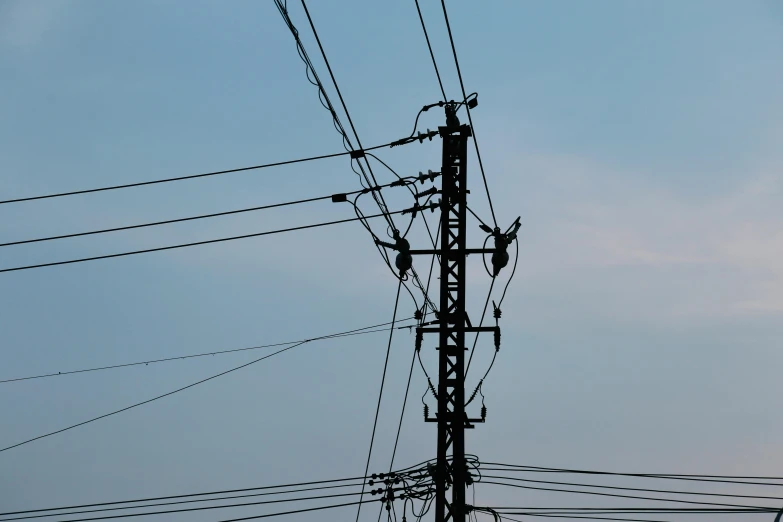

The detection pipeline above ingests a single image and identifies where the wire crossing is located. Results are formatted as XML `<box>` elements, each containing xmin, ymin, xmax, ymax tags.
<box><xmin>414</xmin><ymin>0</ymin><xmax>447</xmax><ymax>102</ymax></box>
<box><xmin>0</xmin><ymin>317</ymin><xmax>417</xmax><ymax>454</ymax></box>
<box><xmin>439</xmin><ymin>0</ymin><xmax>498</xmax><ymax>229</ymax></box>
<box><xmin>0</xmin><ymin>318</ymin><xmax>417</xmax><ymax>384</ymax></box>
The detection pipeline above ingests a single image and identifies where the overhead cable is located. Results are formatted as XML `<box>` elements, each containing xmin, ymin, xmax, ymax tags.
<box><xmin>299</xmin><ymin>0</ymin><xmax>395</xmax><ymax>228</ymax></box>
<box><xmin>480</xmin><ymin>474</ymin><xmax>783</xmax><ymax>502</ymax></box>
<box><xmin>0</xmin><ymin>318</ymin><xmax>416</xmax><ymax>385</ymax></box>
<box><xmin>13</xmin><ymin>491</ymin><xmax>378</xmax><ymax>522</ymax></box>
<box><xmin>276</xmin><ymin>0</ymin><xmax>395</xmax><ymax>231</ymax></box>
<box><xmin>1</xmin><ymin>487</ymin><xmax>370</xmax><ymax>522</ymax></box>
<box><xmin>413</xmin><ymin>0</ymin><xmax>447</xmax><ymax>101</ymax></box>
<box><xmin>0</xmin><ymin>315</ymin><xmax>421</xmax><ymax>453</ymax></box>
<box><xmin>0</xmin><ymin>175</ymin><xmax>423</xmax><ymax>249</ymax></box>
<box><xmin>480</xmin><ymin>462</ymin><xmax>783</xmax><ymax>487</ymax></box>
<box><xmin>0</xmin><ymin>142</ymin><xmax>400</xmax><ymax>206</ymax></box>
<box><xmin>355</xmin><ymin>280</ymin><xmax>404</xmax><ymax>522</ymax></box>
<box><xmin>479</xmin><ymin>480</ymin><xmax>777</xmax><ymax>510</ymax></box>
<box><xmin>0</xmin><ymin>209</ymin><xmax>414</xmax><ymax>274</ymax></box>
<box><xmin>439</xmin><ymin>0</ymin><xmax>498</xmax><ymax>228</ymax></box>
<box><xmin>1</xmin><ymin>457</ymin><xmax>441</xmax><ymax>517</ymax></box>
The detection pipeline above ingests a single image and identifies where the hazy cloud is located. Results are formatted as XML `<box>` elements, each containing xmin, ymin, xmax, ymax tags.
<box><xmin>1</xmin><ymin>0</ymin><xmax>61</xmax><ymax>51</ymax></box>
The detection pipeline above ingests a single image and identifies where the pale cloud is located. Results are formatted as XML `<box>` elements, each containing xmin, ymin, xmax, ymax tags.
<box><xmin>496</xmin><ymin>151</ymin><xmax>783</xmax><ymax>320</ymax></box>
<box><xmin>0</xmin><ymin>0</ymin><xmax>61</xmax><ymax>51</ymax></box>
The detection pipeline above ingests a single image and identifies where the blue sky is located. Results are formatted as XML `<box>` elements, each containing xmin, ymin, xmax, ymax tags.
<box><xmin>1</xmin><ymin>1</ymin><xmax>782</xmax><ymax>521</ymax></box>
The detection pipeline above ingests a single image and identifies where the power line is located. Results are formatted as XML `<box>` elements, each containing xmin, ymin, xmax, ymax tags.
<box><xmin>1</xmin><ymin>484</ymin><xmax>367</xmax><ymax>521</ymax></box>
<box><xmin>414</xmin><ymin>0</ymin><xmax>447</xmax><ymax>101</ymax></box>
<box><xmin>0</xmin><ymin>342</ymin><xmax>307</xmax><ymax>454</ymax></box>
<box><xmin>486</xmin><ymin>506</ymin><xmax>778</xmax><ymax>515</ymax></box>
<box><xmin>0</xmin><ymin>480</ymin><xmax>362</xmax><ymax>517</ymax></box>
<box><xmin>2</xmin><ymin>457</ymin><xmax>439</xmax><ymax>517</ymax></box>
<box><xmin>0</xmin><ymin>209</ymin><xmax>408</xmax><ymax>274</ymax></box>
<box><xmin>478</xmin><ymin>480</ymin><xmax>776</xmax><ymax>510</ymax></box>
<box><xmin>464</xmin><ymin>276</ymin><xmax>495</xmax><ymax>377</ymax></box>
<box><xmin>299</xmin><ymin>0</ymin><xmax>396</xmax><ymax>230</ymax></box>
<box><xmin>480</xmin><ymin>474</ymin><xmax>783</xmax><ymax>502</ymax></box>
<box><xmin>0</xmin><ymin>316</ymin><xmax>419</xmax><ymax>454</ymax></box>
<box><xmin>19</xmin><ymin>491</ymin><xmax>377</xmax><ymax>522</ymax></box>
<box><xmin>486</xmin><ymin>512</ymin><xmax>673</xmax><ymax>522</ymax></box>
<box><xmin>493</xmin><ymin>464</ymin><xmax>783</xmax><ymax>481</ymax></box>
<box><xmin>0</xmin><ymin>318</ymin><xmax>416</xmax><ymax>385</ymax></box>
<box><xmin>480</xmin><ymin>463</ymin><xmax>783</xmax><ymax>487</ymax></box>
<box><xmin>381</xmin><ymin>222</ymin><xmax>440</xmax><ymax>522</ymax></box>
<box><xmin>376</xmin><ymin>346</ymin><xmax>419</xmax><ymax>522</ymax></box>
<box><xmin>276</xmin><ymin>0</ymin><xmax>394</xmax><ymax>229</ymax></box>
<box><xmin>439</xmin><ymin>0</ymin><xmax>498</xmax><ymax>228</ymax></box>
<box><xmin>214</xmin><ymin>499</ymin><xmax>367</xmax><ymax>522</ymax></box>
<box><xmin>0</xmin><ymin>142</ymin><xmax>398</xmax><ymax>206</ymax></box>
<box><xmin>355</xmin><ymin>280</ymin><xmax>404</xmax><ymax>522</ymax></box>
<box><xmin>1</xmin><ymin>193</ymin><xmax>348</xmax><ymax>248</ymax></box>
<box><xmin>388</xmin><ymin>346</ymin><xmax>417</xmax><ymax>472</ymax></box>
<box><xmin>273</xmin><ymin>2</ymin><xmax>358</xmax><ymax>171</ymax></box>
<box><xmin>0</xmin><ymin>175</ymin><xmax>420</xmax><ymax>249</ymax></box>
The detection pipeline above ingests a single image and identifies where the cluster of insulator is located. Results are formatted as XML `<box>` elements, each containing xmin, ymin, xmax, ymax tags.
<box><xmin>494</xmin><ymin>328</ymin><xmax>501</xmax><ymax>350</ymax></box>
<box><xmin>389</xmin><ymin>129</ymin><xmax>439</xmax><ymax>147</ymax></box>
<box><xmin>417</xmin><ymin>169</ymin><xmax>440</xmax><ymax>184</ymax></box>
<box><xmin>423</xmin><ymin>404</ymin><xmax>429</xmax><ymax>419</ymax></box>
<box><xmin>415</xmin><ymin>186</ymin><xmax>438</xmax><ymax>200</ymax></box>
<box><xmin>415</xmin><ymin>330</ymin><xmax>423</xmax><ymax>352</ymax></box>
<box><xmin>414</xmin><ymin>309</ymin><xmax>423</xmax><ymax>320</ymax></box>
<box><xmin>481</xmin><ymin>405</ymin><xmax>487</xmax><ymax>420</ymax></box>
<box><xmin>415</xmin><ymin>129</ymin><xmax>436</xmax><ymax>143</ymax></box>
<box><xmin>428</xmin><ymin>378</ymin><xmax>437</xmax><ymax>398</ymax></box>
<box><xmin>493</xmin><ymin>306</ymin><xmax>502</xmax><ymax>319</ymax></box>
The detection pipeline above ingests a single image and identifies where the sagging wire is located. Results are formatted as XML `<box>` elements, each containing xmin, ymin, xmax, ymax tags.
<box><xmin>298</xmin><ymin>0</ymin><xmax>398</xmax><ymax>233</ymax></box>
<box><xmin>275</xmin><ymin>0</ymin><xmax>396</xmax><ymax>233</ymax></box>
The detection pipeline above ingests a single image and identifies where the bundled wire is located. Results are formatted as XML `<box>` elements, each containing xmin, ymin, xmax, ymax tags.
<box><xmin>274</xmin><ymin>0</ymin><xmax>396</xmax><ymax>235</ymax></box>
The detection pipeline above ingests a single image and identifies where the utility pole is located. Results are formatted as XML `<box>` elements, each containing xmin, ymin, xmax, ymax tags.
<box><xmin>408</xmin><ymin>104</ymin><xmax>499</xmax><ymax>522</ymax></box>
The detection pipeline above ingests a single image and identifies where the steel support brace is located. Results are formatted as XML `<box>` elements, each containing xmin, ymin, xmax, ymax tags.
<box><xmin>433</xmin><ymin>123</ymin><xmax>471</xmax><ymax>522</ymax></box>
